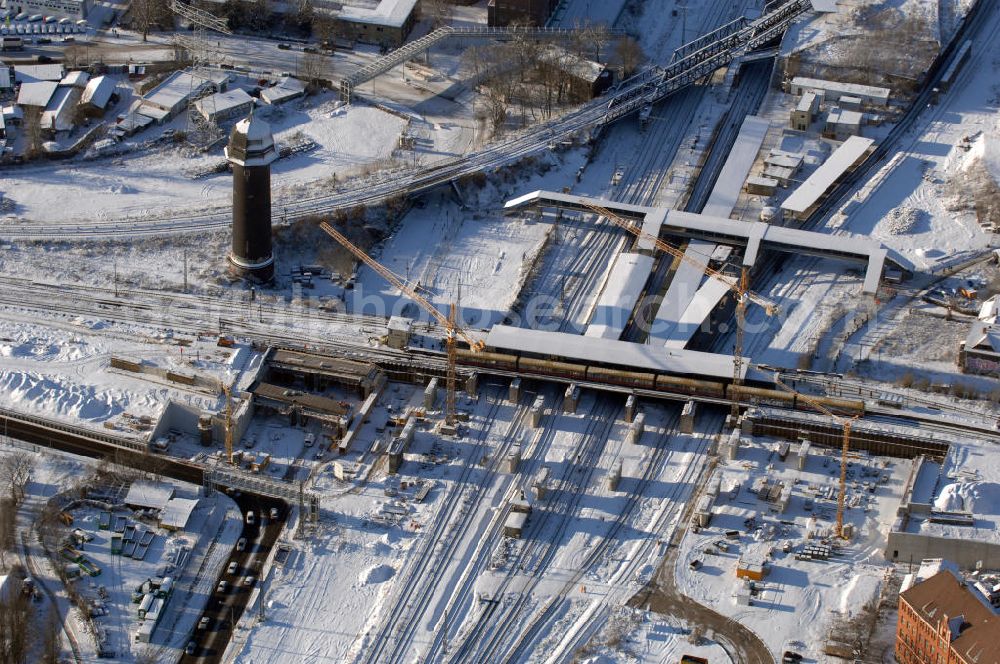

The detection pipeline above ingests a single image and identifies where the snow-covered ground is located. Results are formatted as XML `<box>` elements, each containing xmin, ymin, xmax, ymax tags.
<box><xmin>673</xmin><ymin>436</ymin><xmax>907</xmax><ymax>659</ymax></box>
<box><xmin>0</xmin><ymin>313</ymin><xmax>260</xmax><ymax>432</ymax></box>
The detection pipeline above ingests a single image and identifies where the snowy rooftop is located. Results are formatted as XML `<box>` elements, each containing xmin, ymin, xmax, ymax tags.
<box><xmin>702</xmin><ymin>116</ymin><xmax>770</xmax><ymax>219</ymax></box>
<box><xmin>196</xmin><ymin>88</ymin><xmax>254</xmax><ymax>116</ymax></box>
<box><xmin>486</xmin><ymin>325</ymin><xmax>745</xmax><ymax>379</ymax></box>
<box><xmin>809</xmin><ymin>0</ymin><xmax>840</xmax><ymax>12</ymax></box>
<box><xmin>144</xmin><ymin>69</ymin><xmax>230</xmax><ymax>113</ymax></box>
<box><xmin>60</xmin><ymin>70</ymin><xmax>89</xmax><ymax>88</ymax></box>
<box><xmin>828</xmin><ymin>107</ymin><xmax>863</xmax><ymax>127</ymax></box>
<box><xmin>331</xmin><ymin>0</ymin><xmax>419</xmax><ymax>27</ymax></box>
<box><xmin>585</xmin><ymin>252</ymin><xmax>654</xmax><ymax>340</ymax></box>
<box><xmin>81</xmin><ymin>75</ymin><xmax>115</xmax><ymax>109</ymax></box>
<box><xmin>539</xmin><ymin>45</ymin><xmax>607</xmax><ymax>84</ymax></box>
<box><xmin>160</xmin><ymin>497</ymin><xmax>199</xmax><ymax>530</ymax></box>
<box><xmin>41</xmin><ymin>87</ymin><xmax>78</xmax><ymax>132</ymax></box>
<box><xmin>647</xmin><ymin>240</ymin><xmax>718</xmax><ymax>345</ymax></box>
<box><xmin>790</xmin><ymin>76</ymin><xmax>890</xmax><ymax>105</ymax></box>
<box><xmin>16</xmin><ymin>80</ymin><xmax>57</xmax><ymax>108</ymax></box>
<box><xmin>14</xmin><ymin>64</ymin><xmax>64</xmax><ymax>83</ymax></box>
<box><xmin>261</xmin><ymin>77</ymin><xmax>305</xmax><ymax>105</ymax></box>
<box><xmin>781</xmin><ymin>136</ymin><xmax>874</xmax><ymax>215</ymax></box>
<box><xmin>125</xmin><ymin>480</ymin><xmax>176</xmax><ymax>511</ymax></box>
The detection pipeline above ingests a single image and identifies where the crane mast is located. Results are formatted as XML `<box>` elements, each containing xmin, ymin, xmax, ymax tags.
<box><xmin>320</xmin><ymin>222</ymin><xmax>483</xmax><ymax>427</ymax></box>
<box><xmin>771</xmin><ymin>373</ymin><xmax>858</xmax><ymax>538</ymax></box>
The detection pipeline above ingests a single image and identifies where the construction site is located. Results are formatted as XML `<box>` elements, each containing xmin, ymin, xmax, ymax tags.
<box><xmin>2</xmin><ymin>0</ymin><xmax>1000</xmax><ymax>663</ymax></box>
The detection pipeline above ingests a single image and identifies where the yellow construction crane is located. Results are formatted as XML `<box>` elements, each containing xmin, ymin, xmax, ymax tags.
<box><xmin>582</xmin><ymin>203</ymin><xmax>777</xmax><ymax>420</ymax></box>
<box><xmin>771</xmin><ymin>373</ymin><xmax>859</xmax><ymax>539</ymax></box>
<box><xmin>320</xmin><ymin>222</ymin><xmax>485</xmax><ymax>425</ymax></box>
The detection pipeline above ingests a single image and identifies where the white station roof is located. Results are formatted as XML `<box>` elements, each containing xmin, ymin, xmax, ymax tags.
<box><xmin>648</xmin><ymin>240</ymin><xmax>717</xmax><ymax>344</ymax></box>
<box><xmin>506</xmin><ymin>190</ymin><xmax>903</xmax><ymax>295</ymax></box>
<box><xmin>585</xmin><ymin>252</ymin><xmax>654</xmax><ymax>340</ymax></box>
<box><xmin>702</xmin><ymin>116</ymin><xmax>770</xmax><ymax>219</ymax></box>
<box><xmin>781</xmin><ymin>136</ymin><xmax>874</xmax><ymax>215</ymax></box>
<box><xmin>487</xmin><ymin>325</ymin><xmax>745</xmax><ymax>380</ymax></box>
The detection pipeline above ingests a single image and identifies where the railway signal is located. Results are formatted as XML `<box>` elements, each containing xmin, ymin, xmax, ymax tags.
<box><xmin>320</xmin><ymin>222</ymin><xmax>485</xmax><ymax>426</ymax></box>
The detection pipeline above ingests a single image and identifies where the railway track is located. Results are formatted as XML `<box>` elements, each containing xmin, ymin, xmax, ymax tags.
<box><xmin>445</xmin><ymin>398</ymin><xmax>620</xmax><ymax>663</ymax></box>
<box><xmin>354</xmin><ymin>389</ymin><xmax>539</xmax><ymax>664</ymax></box>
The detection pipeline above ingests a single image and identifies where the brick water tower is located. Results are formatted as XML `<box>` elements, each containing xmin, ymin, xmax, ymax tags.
<box><xmin>225</xmin><ymin>110</ymin><xmax>277</xmax><ymax>283</ymax></box>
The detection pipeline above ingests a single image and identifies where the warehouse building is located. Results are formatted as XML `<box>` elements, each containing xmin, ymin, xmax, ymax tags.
<box><xmin>330</xmin><ymin>0</ymin><xmax>420</xmax><ymax>48</ymax></box>
<box><xmin>787</xmin><ymin>76</ymin><xmax>890</xmax><ymax>107</ymax></box>
<box><xmin>5</xmin><ymin>0</ymin><xmax>90</xmax><ymax>19</ymax></box>
<box><xmin>199</xmin><ymin>0</ymin><xmax>419</xmax><ymax>47</ymax></box>
<box><xmin>140</xmin><ymin>69</ymin><xmax>231</xmax><ymax>123</ymax></box>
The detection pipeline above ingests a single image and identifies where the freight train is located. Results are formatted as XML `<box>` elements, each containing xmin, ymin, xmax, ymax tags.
<box><xmin>454</xmin><ymin>349</ymin><xmax>864</xmax><ymax>416</ymax></box>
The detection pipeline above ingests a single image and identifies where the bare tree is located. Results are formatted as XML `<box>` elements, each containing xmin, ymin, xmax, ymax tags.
<box><xmin>0</xmin><ymin>499</ymin><xmax>13</xmax><ymax>570</ymax></box>
<box><xmin>129</xmin><ymin>0</ymin><xmax>172</xmax><ymax>41</ymax></box>
<box><xmin>22</xmin><ymin>106</ymin><xmax>44</xmax><ymax>160</ymax></box>
<box><xmin>615</xmin><ymin>36</ymin><xmax>645</xmax><ymax>78</ymax></box>
<box><xmin>39</xmin><ymin>609</ymin><xmax>62</xmax><ymax>664</ymax></box>
<box><xmin>298</xmin><ymin>51</ymin><xmax>329</xmax><ymax>90</ymax></box>
<box><xmin>421</xmin><ymin>0</ymin><xmax>451</xmax><ymax>30</ymax></box>
<box><xmin>583</xmin><ymin>23</ymin><xmax>612</xmax><ymax>62</ymax></box>
<box><xmin>292</xmin><ymin>0</ymin><xmax>314</xmax><ymax>32</ymax></box>
<box><xmin>0</xmin><ymin>452</ymin><xmax>34</xmax><ymax>505</ymax></box>
<box><xmin>0</xmin><ymin>592</ymin><xmax>29</xmax><ymax>663</ymax></box>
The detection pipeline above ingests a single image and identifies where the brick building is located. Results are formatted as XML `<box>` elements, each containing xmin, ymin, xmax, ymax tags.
<box><xmin>896</xmin><ymin>569</ymin><xmax>1000</xmax><ymax>664</ymax></box>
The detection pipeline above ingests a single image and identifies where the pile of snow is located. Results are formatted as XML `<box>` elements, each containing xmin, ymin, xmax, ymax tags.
<box><xmin>884</xmin><ymin>205</ymin><xmax>921</xmax><ymax>234</ymax></box>
<box><xmin>363</xmin><ymin>564</ymin><xmax>396</xmax><ymax>584</ymax></box>
<box><xmin>933</xmin><ymin>481</ymin><xmax>1000</xmax><ymax>514</ymax></box>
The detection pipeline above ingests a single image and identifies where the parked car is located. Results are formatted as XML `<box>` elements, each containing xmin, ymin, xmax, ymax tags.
<box><xmin>243</xmin><ymin>575</ymin><xmax>255</xmax><ymax>587</ymax></box>
<box><xmin>246</xmin><ymin>510</ymin><xmax>255</xmax><ymax>525</ymax></box>
<box><xmin>228</xmin><ymin>561</ymin><xmax>238</xmax><ymax>575</ymax></box>
<box><xmin>269</xmin><ymin>507</ymin><xmax>279</xmax><ymax>520</ymax></box>
<box><xmin>216</xmin><ymin>580</ymin><xmax>228</xmax><ymax>594</ymax></box>
<box><xmin>236</xmin><ymin>537</ymin><xmax>247</xmax><ymax>552</ymax></box>
<box><xmin>198</xmin><ymin>616</ymin><xmax>210</xmax><ymax>630</ymax></box>
<box><xmin>277</xmin><ymin>42</ymin><xmax>291</xmax><ymax>50</ymax></box>
<box><xmin>186</xmin><ymin>642</ymin><xmax>197</xmax><ymax>655</ymax></box>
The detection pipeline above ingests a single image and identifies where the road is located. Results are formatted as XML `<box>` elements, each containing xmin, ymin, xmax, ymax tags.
<box><xmin>182</xmin><ymin>494</ymin><xmax>284</xmax><ymax>663</ymax></box>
